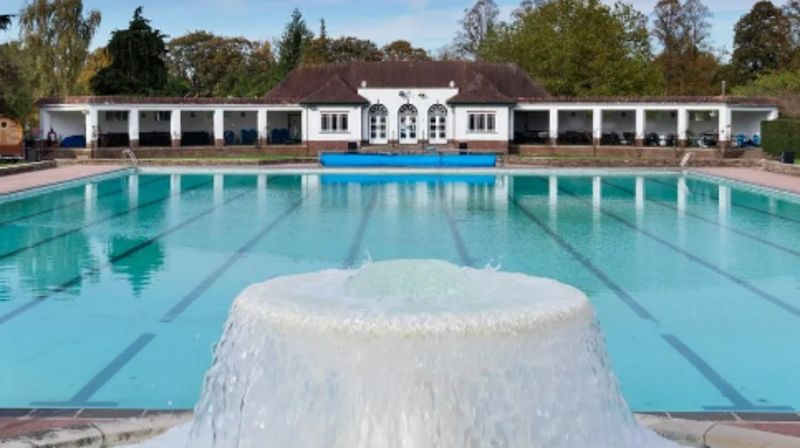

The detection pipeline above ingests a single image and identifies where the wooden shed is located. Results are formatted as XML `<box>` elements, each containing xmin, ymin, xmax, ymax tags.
<box><xmin>0</xmin><ymin>115</ymin><xmax>24</xmax><ymax>158</ymax></box>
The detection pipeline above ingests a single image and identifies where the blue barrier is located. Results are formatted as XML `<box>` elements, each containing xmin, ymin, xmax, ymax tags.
<box><xmin>321</xmin><ymin>174</ymin><xmax>496</xmax><ymax>185</ymax></box>
<box><xmin>319</xmin><ymin>153</ymin><xmax>497</xmax><ymax>168</ymax></box>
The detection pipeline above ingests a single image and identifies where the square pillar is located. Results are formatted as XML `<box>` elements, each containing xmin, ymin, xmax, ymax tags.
<box><xmin>592</xmin><ymin>108</ymin><xmax>602</xmax><ymax>147</ymax></box>
<box><xmin>170</xmin><ymin>109</ymin><xmax>181</xmax><ymax>148</ymax></box>
<box><xmin>718</xmin><ymin>106</ymin><xmax>730</xmax><ymax>149</ymax></box>
<box><xmin>257</xmin><ymin>109</ymin><xmax>268</xmax><ymax>146</ymax></box>
<box><xmin>40</xmin><ymin>110</ymin><xmax>51</xmax><ymax>141</ymax></box>
<box><xmin>548</xmin><ymin>108</ymin><xmax>558</xmax><ymax>146</ymax></box>
<box><xmin>128</xmin><ymin>108</ymin><xmax>140</xmax><ymax>148</ymax></box>
<box><xmin>635</xmin><ymin>108</ymin><xmax>645</xmax><ymax>147</ymax></box>
<box><xmin>677</xmin><ymin>108</ymin><xmax>688</xmax><ymax>148</ymax></box>
<box><xmin>85</xmin><ymin>108</ymin><xmax>98</xmax><ymax>149</ymax></box>
<box><xmin>213</xmin><ymin>109</ymin><xmax>225</xmax><ymax>148</ymax></box>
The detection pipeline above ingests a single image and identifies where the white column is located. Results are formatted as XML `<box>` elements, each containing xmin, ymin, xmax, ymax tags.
<box><xmin>213</xmin><ymin>174</ymin><xmax>224</xmax><ymax>204</ymax></box>
<box><xmin>677</xmin><ymin>108</ymin><xmax>688</xmax><ymax>143</ymax></box>
<box><xmin>719</xmin><ymin>185</ymin><xmax>731</xmax><ymax>224</ymax></box>
<box><xmin>170</xmin><ymin>109</ymin><xmax>182</xmax><ymax>147</ymax></box>
<box><xmin>40</xmin><ymin>110</ymin><xmax>51</xmax><ymax>140</ymax></box>
<box><xmin>128</xmin><ymin>174</ymin><xmax>139</xmax><ymax>206</ymax></box>
<box><xmin>592</xmin><ymin>108</ymin><xmax>602</xmax><ymax>144</ymax></box>
<box><xmin>85</xmin><ymin>108</ymin><xmax>98</xmax><ymax>149</ymax></box>
<box><xmin>128</xmin><ymin>109</ymin><xmax>140</xmax><ymax>147</ymax></box>
<box><xmin>170</xmin><ymin>174</ymin><xmax>181</xmax><ymax>195</ymax></box>
<box><xmin>635</xmin><ymin>108</ymin><xmax>645</xmax><ymax>144</ymax></box>
<box><xmin>548</xmin><ymin>108</ymin><xmax>558</xmax><ymax>144</ymax></box>
<box><xmin>677</xmin><ymin>177</ymin><xmax>687</xmax><ymax>214</ymax></box>
<box><xmin>635</xmin><ymin>176</ymin><xmax>645</xmax><ymax>211</ymax></box>
<box><xmin>84</xmin><ymin>182</ymin><xmax>96</xmax><ymax>217</ymax></box>
<box><xmin>718</xmin><ymin>106</ymin><xmax>730</xmax><ymax>145</ymax></box>
<box><xmin>214</xmin><ymin>109</ymin><xmax>224</xmax><ymax>147</ymax></box>
<box><xmin>549</xmin><ymin>176</ymin><xmax>558</xmax><ymax>207</ymax></box>
<box><xmin>257</xmin><ymin>109</ymin><xmax>268</xmax><ymax>146</ymax></box>
<box><xmin>592</xmin><ymin>176</ymin><xmax>602</xmax><ymax>209</ymax></box>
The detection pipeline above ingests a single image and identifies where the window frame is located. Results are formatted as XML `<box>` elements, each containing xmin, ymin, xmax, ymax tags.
<box><xmin>467</xmin><ymin>112</ymin><xmax>497</xmax><ymax>134</ymax></box>
<box><xmin>320</xmin><ymin>112</ymin><xmax>350</xmax><ymax>134</ymax></box>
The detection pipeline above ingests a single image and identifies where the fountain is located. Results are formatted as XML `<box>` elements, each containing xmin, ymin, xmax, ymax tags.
<box><xmin>137</xmin><ymin>260</ymin><xmax>678</xmax><ymax>448</ymax></box>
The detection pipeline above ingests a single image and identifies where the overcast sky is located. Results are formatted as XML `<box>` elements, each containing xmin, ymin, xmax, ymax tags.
<box><xmin>0</xmin><ymin>0</ymin><xmax>780</xmax><ymax>54</ymax></box>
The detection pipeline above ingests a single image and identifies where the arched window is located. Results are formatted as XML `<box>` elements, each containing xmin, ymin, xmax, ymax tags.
<box><xmin>368</xmin><ymin>104</ymin><xmax>389</xmax><ymax>143</ymax></box>
<box><xmin>398</xmin><ymin>104</ymin><xmax>418</xmax><ymax>143</ymax></box>
<box><xmin>428</xmin><ymin>104</ymin><xmax>448</xmax><ymax>144</ymax></box>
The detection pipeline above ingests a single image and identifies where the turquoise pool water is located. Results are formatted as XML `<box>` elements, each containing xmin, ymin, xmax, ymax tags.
<box><xmin>0</xmin><ymin>170</ymin><xmax>798</xmax><ymax>412</ymax></box>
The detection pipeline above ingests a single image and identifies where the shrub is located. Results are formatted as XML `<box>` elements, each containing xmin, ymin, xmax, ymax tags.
<box><xmin>762</xmin><ymin>119</ymin><xmax>800</xmax><ymax>156</ymax></box>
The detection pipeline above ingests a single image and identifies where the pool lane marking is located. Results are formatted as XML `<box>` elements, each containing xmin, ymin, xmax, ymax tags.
<box><xmin>602</xmin><ymin>179</ymin><xmax>800</xmax><ymax>260</ymax></box>
<box><xmin>510</xmin><ymin>198</ymin><xmax>657</xmax><ymax>321</ymax></box>
<box><xmin>30</xmin><ymin>333</ymin><xmax>156</xmax><ymax>408</ymax></box>
<box><xmin>0</xmin><ymin>178</ymin><xmax>214</xmax><ymax>263</ymax></box>
<box><xmin>342</xmin><ymin>189</ymin><xmax>379</xmax><ymax>269</ymax></box>
<box><xmin>445</xmin><ymin>209</ymin><xmax>476</xmax><ymax>267</ymax></box>
<box><xmin>160</xmin><ymin>197</ymin><xmax>305</xmax><ymax>323</ymax></box>
<box><xmin>0</xmin><ymin>176</ymin><xmax>166</xmax><ymax>228</ymax></box>
<box><xmin>649</xmin><ymin>177</ymin><xmax>800</xmax><ymax>226</ymax></box>
<box><xmin>555</xmin><ymin>183</ymin><xmax>800</xmax><ymax>319</ymax></box>
<box><xmin>0</xmin><ymin>186</ymin><xmax>254</xmax><ymax>326</ymax></box>
<box><xmin>662</xmin><ymin>334</ymin><xmax>793</xmax><ymax>411</ymax></box>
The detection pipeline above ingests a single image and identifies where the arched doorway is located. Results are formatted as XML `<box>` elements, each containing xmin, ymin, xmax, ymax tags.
<box><xmin>398</xmin><ymin>104</ymin><xmax>418</xmax><ymax>144</ymax></box>
<box><xmin>368</xmin><ymin>104</ymin><xmax>388</xmax><ymax>144</ymax></box>
<box><xmin>428</xmin><ymin>104</ymin><xmax>448</xmax><ymax>144</ymax></box>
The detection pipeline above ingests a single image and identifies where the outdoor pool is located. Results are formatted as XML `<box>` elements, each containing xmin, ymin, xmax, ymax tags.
<box><xmin>0</xmin><ymin>169</ymin><xmax>798</xmax><ymax>413</ymax></box>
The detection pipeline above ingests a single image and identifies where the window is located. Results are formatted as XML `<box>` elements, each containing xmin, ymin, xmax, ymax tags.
<box><xmin>467</xmin><ymin>112</ymin><xmax>496</xmax><ymax>133</ymax></box>
<box><xmin>321</xmin><ymin>112</ymin><xmax>349</xmax><ymax>133</ymax></box>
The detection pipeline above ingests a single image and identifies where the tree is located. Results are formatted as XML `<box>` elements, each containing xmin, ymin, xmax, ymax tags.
<box><xmin>328</xmin><ymin>37</ymin><xmax>383</xmax><ymax>63</ymax></box>
<box><xmin>785</xmin><ymin>0</ymin><xmax>800</xmax><ymax>48</ymax></box>
<box><xmin>18</xmin><ymin>0</ymin><xmax>101</xmax><ymax>98</ymax></box>
<box><xmin>382</xmin><ymin>40</ymin><xmax>429</xmax><ymax>62</ymax></box>
<box><xmin>479</xmin><ymin>0</ymin><xmax>663</xmax><ymax>96</ymax></box>
<box><xmin>302</xmin><ymin>19</ymin><xmax>332</xmax><ymax>65</ymax></box>
<box><xmin>454</xmin><ymin>0</ymin><xmax>499</xmax><ymax>58</ymax></box>
<box><xmin>76</xmin><ymin>47</ymin><xmax>110</xmax><ymax>94</ymax></box>
<box><xmin>652</xmin><ymin>0</ymin><xmax>720</xmax><ymax>95</ymax></box>
<box><xmin>0</xmin><ymin>14</ymin><xmax>12</xmax><ymax>30</ymax></box>
<box><xmin>91</xmin><ymin>7</ymin><xmax>168</xmax><ymax>95</ymax></box>
<box><xmin>731</xmin><ymin>1</ymin><xmax>793</xmax><ymax>83</ymax></box>
<box><xmin>168</xmin><ymin>31</ymin><xmax>256</xmax><ymax>96</ymax></box>
<box><xmin>215</xmin><ymin>41</ymin><xmax>275</xmax><ymax>97</ymax></box>
<box><xmin>275</xmin><ymin>8</ymin><xmax>313</xmax><ymax>80</ymax></box>
<box><xmin>0</xmin><ymin>42</ymin><xmax>33</xmax><ymax>120</ymax></box>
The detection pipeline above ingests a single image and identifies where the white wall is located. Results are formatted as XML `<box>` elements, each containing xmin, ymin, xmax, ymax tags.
<box><xmin>732</xmin><ymin>110</ymin><xmax>771</xmax><ymax>137</ymax></box>
<box><xmin>558</xmin><ymin>110</ymin><xmax>592</xmax><ymax>132</ymax></box>
<box><xmin>49</xmin><ymin>111</ymin><xmax>85</xmax><ymax>141</ymax></box>
<box><xmin>644</xmin><ymin>110</ymin><xmax>677</xmax><ymax>135</ymax></box>
<box><xmin>98</xmin><ymin>110</ymin><xmax>129</xmax><ymax>133</ymax></box>
<box><xmin>181</xmin><ymin>111</ymin><xmax>215</xmax><ymax>133</ymax></box>
<box><xmin>601</xmin><ymin>110</ymin><xmax>635</xmax><ymax>133</ymax></box>
<box><xmin>307</xmin><ymin>106</ymin><xmax>362</xmax><ymax>142</ymax></box>
<box><xmin>686</xmin><ymin>110</ymin><xmax>718</xmax><ymax>135</ymax></box>
<box><xmin>139</xmin><ymin>111</ymin><xmax>171</xmax><ymax>133</ymax></box>
<box><xmin>453</xmin><ymin>106</ymin><xmax>509</xmax><ymax>141</ymax></box>
<box><xmin>358</xmin><ymin>88</ymin><xmax>458</xmax><ymax>142</ymax></box>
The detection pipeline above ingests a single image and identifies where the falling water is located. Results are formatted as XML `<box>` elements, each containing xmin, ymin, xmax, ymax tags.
<box><xmin>137</xmin><ymin>260</ymin><xmax>678</xmax><ymax>448</ymax></box>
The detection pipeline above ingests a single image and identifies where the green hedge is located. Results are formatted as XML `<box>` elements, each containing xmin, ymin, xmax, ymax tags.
<box><xmin>762</xmin><ymin>119</ymin><xmax>800</xmax><ymax>156</ymax></box>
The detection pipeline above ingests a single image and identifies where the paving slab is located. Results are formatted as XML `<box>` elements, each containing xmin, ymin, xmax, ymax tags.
<box><xmin>692</xmin><ymin>167</ymin><xmax>800</xmax><ymax>195</ymax></box>
<box><xmin>0</xmin><ymin>165</ymin><xmax>127</xmax><ymax>196</ymax></box>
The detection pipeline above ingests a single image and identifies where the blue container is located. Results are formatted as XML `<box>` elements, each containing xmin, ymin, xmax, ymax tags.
<box><xmin>319</xmin><ymin>153</ymin><xmax>497</xmax><ymax>168</ymax></box>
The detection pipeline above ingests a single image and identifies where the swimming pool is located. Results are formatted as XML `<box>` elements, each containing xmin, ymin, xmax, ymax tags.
<box><xmin>0</xmin><ymin>169</ymin><xmax>798</xmax><ymax>413</ymax></box>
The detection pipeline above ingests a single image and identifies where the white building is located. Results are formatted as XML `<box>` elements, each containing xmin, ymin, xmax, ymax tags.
<box><xmin>37</xmin><ymin>61</ymin><xmax>779</xmax><ymax>156</ymax></box>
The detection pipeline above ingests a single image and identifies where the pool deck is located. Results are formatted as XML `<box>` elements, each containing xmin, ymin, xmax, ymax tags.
<box><xmin>0</xmin><ymin>165</ymin><xmax>128</xmax><ymax>196</ymax></box>
<box><xmin>691</xmin><ymin>167</ymin><xmax>800</xmax><ymax>195</ymax></box>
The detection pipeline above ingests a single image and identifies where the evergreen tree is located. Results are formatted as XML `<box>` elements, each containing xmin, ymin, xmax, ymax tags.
<box><xmin>0</xmin><ymin>42</ymin><xmax>33</xmax><ymax>120</ymax></box>
<box><xmin>303</xmin><ymin>19</ymin><xmax>332</xmax><ymax>64</ymax></box>
<box><xmin>91</xmin><ymin>7</ymin><xmax>168</xmax><ymax>95</ymax></box>
<box><xmin>731</xmin><ymin>1</ymin><xmax>793</xmax><ymax>83</ymax></box>
<box><xmin>275</xmin><ymin>8</ymin><xmax>313</xmax><ymax>80</ymax></box>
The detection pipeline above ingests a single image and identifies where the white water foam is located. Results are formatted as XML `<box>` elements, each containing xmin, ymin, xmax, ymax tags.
<box><xmin>136</xmin><ymin>260</ymin><xmax>678</xmax><ymax>448</ymax></box>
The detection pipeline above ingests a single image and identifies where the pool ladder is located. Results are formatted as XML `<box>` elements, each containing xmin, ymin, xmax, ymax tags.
<box><xmin>122</xmin><ymin>148</ymin><xmax>139</xmax><ymax>166</ymax></box>
<box><xmin>679</xmin><ymin>152</ymin><xmax>694</xmax><ymax>168</ymax></box>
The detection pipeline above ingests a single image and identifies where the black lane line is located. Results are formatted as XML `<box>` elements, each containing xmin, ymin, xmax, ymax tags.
<box><xmin>0</xmin><ymin>185</ymin><xmax>251</xmax><ymax>326</ymax></box>
<box><xmin>31</xmin><ymin>334</ymin><xmax>156</xmax><ymax>407</ymax></box>
<box><xmin>603</xmin><ymin>179</ymin><xmax>800</xmax><ymax>260</ymax></box>
<box><xmin>0</xmin><ymin>178</ymin><xmax>214</xmax><ymax>263</ymax></box>
<box><xmin>342</xmin><ymin>189</ymin><xmax>379</xmax><ymax>269</ymax></box>
<box><xmin>556</xmin><ymin>182</ymin><xmax>800</xmax><ymax>319</ymax></box>
<box><xmin>445</xmin><ymin>209</ymin><xmax>475</xmax><ymax>267</ymax></box>
<box><xmin>650</xmin><ymin>177</ymin><xmax>800</xmax><ymax>226</ymax></box>
<box><xmin>0</xmin><ymin>176</ymin><xmax>166</xmax><ymax>228</ymax></box>
<box><xmin>510</xmin><ymin>197</ymin><xmax>657</xmax><ymax>321</ymax></box>
<box><xmin>662</xmin><ymin>334</ymin><xmax>792</xmax><ymax>411</ymax></box>
<box><xmin>160</xmin><ymin>198</ymin><xmax>304</xmax><ymax>322</ymax></box>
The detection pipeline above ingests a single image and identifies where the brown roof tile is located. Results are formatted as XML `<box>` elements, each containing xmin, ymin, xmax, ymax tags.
<box><xmin>265</xmin><ymin>61</ymin><xmax>549</xmax><ymax>104</ymax></box>
<box><xmin>448</xmin><ymin>73</ymin><xmax>515</xmax><ymax>104</ymax></box>
<box><xmin>517</xmin><ymin>96</ymin><xmax>779</xmax><ymax>107</ymax></box>
<box><xmin>299</xmin><ymin>74</ymin><xmax>369</xmax><ymax>104</ymax></box>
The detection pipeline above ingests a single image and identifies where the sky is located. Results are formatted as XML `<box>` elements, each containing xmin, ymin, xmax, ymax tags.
<box><xmin>0</xmin><ymin>0</ymin><xmax>781</xmax><ymax>55</ymax></box>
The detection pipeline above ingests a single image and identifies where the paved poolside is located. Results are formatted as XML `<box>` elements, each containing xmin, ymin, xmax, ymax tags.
<box><xmin>691</xmin><ymin>167</ymin><xmax>800</xmax><ymax>195</ymax></box>
<box><xmin>0</xmin><ymin>165</ymin><xmax>127</xmax><ymax>196</ymax></box>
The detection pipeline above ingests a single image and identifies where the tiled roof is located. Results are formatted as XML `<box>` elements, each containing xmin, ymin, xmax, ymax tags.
<box><xmin>299</xmin><ymin>75</ymin><xmax>369</xmax><ymax>105</ymax></box>
<box><xmin>448</xmin><ymin>73</ymin><xmax>515</xmax><ymax>104</ymax></box>
<box><xmin>36</xmin><ymin>96</ymin><xmax>277</xmax><ymax>106</ymax></box>
<box><xmin>516</xmin><ymin>96</ymin><xmax>779</xmax><ymax>106</ymax></box>
<box><xmin>265</xmin><ymin>61</ymin><xmax>549</xmax><ymax>105</ymax></box>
